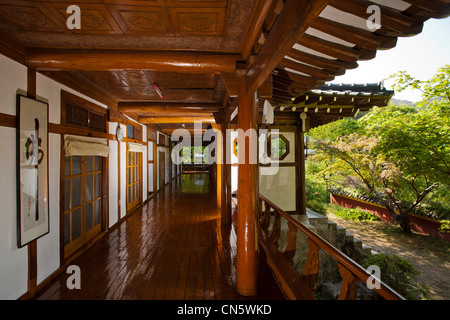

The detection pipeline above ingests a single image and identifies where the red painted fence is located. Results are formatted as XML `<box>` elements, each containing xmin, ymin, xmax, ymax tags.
<box><xmin>330</xmin><ymin>193</ymin><xmax>450</xmax><ymax>242</ymax></box>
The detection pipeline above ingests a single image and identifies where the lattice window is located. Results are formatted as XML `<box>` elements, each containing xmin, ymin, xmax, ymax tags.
<box><xmin>89</xmin><ymin>112</ymin><xmax>106</xmax><ymax>132</ymax></box>
<box><xmin>66</xmin><ymin>103</ymin><xmax>88</xmax><ymax>127</ymax></box>
<box><xmin>62</xmin><ymin>90</ymin><xmax>107</xmax><ymax>133</ymax></box>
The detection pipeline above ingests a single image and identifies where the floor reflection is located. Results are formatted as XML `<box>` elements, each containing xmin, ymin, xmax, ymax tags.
<box><xmin>181</xmin><ymin>173</ymin><xmax>210</xmax><ymax>194</ymax></box>
<box><xmin>34</xmin><ymin>173</ymin><xmax>284</xmax><ymax>300</ymax></box>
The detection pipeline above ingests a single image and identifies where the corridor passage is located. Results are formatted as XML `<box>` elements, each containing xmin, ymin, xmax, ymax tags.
<box><xmin>35</xmin><ymin>173</ymin><xmax>284</xmax><ymax>300</ymax></box>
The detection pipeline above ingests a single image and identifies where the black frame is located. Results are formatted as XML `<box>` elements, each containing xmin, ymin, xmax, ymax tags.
<box><xmin>16</xmin><ymin>94</ymin><xmax>50</xmax><ymax>248</ymax></box>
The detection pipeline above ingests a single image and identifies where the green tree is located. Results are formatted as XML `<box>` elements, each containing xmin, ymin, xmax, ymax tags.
<box><xmin>310</xmin><ymin>66</ymin><xmax>450</xmax><ymax>232</ymax></box>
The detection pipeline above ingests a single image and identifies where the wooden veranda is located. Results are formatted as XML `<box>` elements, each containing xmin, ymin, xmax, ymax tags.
<box><xmin>0</xmin><ymin>0</ymin><xmax>448</xmax><ymax>300</ymax></box>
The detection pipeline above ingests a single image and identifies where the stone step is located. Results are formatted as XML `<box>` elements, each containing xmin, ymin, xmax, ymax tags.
<box><xmin>353</xmin><ymin>237</ymin><xmax>363</xmax><ymax>249</ymax></box>
<box><xmin>362</xmin><ymin>244</ymin><xmax>373</xmax><ymax>255</ymax></box>
<box><xmin>336</xmin><ymin>225</ymin><xmax>346</xmax><ymax>236</ymax></box>
<box><xmin>345</xmin><ymin>231</ymin><xmax>354</xmax><ymax>242</ymax></box>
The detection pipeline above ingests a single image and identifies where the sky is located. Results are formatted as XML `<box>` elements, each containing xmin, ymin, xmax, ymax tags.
<box><xmin>330</xmin><ymin>16</ymin><xmax>450</xmax><ymax>102</ymax></box>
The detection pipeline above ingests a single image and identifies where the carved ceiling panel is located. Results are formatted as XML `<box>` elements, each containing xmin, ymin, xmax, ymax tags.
<box><xmin>45</xmin><ymin>3</ymin><xmax>123</xmax><ymax>34</ymax></box>
<box><xmin>165</xmin><ymin>0</ymin><xmax>228</xmax><ymax>8</ymax></box>
<box><xmin>0</xmin><ymin>1</ymin><xmax>65</xmax><ymax>32</ymax></box>
<box><xmin>169</xmin><ymin>8</ymin><xmax>226</xmax><ymax>35</ymax></box>
<box><xmin>0</xmin><ymin>0</ymin><xmax>229</xmax><ymax>35</ymax></box>
<box><xmin>0</xmin><ymin>0</ymin><xmax>254</xmax><ymax>51</ymax></box>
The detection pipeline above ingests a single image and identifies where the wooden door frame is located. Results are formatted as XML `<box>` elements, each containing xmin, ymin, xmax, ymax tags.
<box><xmin>126</xmin><ymin>146</ymin><xmax>143</xmax><ymax>213</ymax></box>
<box><xmin>60</xmin><ymin>143</ymin><xmax>107</xmax><ymax>261</ymax></box>
<box><xmin>159</xmin><ymin>150</ymin><xmax>165</xmax><ymax>189</ymax></box>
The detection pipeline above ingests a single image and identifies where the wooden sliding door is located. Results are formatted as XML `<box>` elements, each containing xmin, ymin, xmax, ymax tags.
<box><xmin>126</xmin><ymin>150</ymin><xmax>142</xmax><ymax>212</ymax></box>
<box><xmin>63</xmin><ymin>155</ymin><xmax>104</xmax><ymax>257</ymax></box>
<box><xmin>159</xmin><ymin>151</ymin><xmax>165</xmax><ymax>189</ymax></box>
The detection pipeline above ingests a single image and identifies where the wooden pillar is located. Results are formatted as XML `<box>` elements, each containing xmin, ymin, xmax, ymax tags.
<box><xmin>297</xmin><ymin>113</ymin><xmax>308</xmax><ymax>221</ymax></box>
<box><xmin>236</xmin><ymin>77</ymin><xmax>258</xmax><ymax>296</ymax></box>
<box><xmin>216</xmin><ymin>124</ymin><xmax>222</xmax><ymax>208</ymax></box>
<box><xmin>221</xmin><ymin>120</ymin><xmax>231</xmax><ymax>225</ymax></box>
<box><xmin>27</xmin><ymin>67</ymin><xmax>38</xmax><ymax>298</ymax></box>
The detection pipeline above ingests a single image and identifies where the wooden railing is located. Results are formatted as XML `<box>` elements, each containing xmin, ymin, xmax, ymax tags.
<box><xmin>258</xmin><ymin>194</ymin><xmax>405</xmax><ymax>300</ymax></box>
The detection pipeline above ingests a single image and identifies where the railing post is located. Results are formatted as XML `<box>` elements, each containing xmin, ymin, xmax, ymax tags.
<box><xmin>281</xmin><ymin>222</ymin><xmax>297</xmax><ymax>265</ymax></box>
<box><xmin>300</xmin><ymin>238</ymin><xmax>320</xmax><ymax>292</ymax></box>
<box><xmin>257</xmin><ymin>194</ymin><xmax>404</xmax><ymax>300</ymax></box>
<box><xmin>260</xmin><ymin>201</ymin><xmax>271</xmax><ymax>234</ymax></box>
<box><xmin>269</xmin><ymin>211</ymin><xmax>281</xmax><ymax>247</ymax></box>
<box><xmin>338</xmin><ymin>263</ymin><xmax>359</xmax><ymax>300</ymax></box>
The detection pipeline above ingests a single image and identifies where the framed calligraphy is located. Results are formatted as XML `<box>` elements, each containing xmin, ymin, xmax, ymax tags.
<box><xmin>16</xmin><ymin>94</ymin><xmax>49</xmax><ymax>248</ymax></box>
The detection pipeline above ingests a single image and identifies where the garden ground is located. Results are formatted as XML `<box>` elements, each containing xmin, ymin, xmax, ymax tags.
<box><xmin>326</xmin><ymin>211</ymin><xmax>450</xmax><ymax>300</ymax></box>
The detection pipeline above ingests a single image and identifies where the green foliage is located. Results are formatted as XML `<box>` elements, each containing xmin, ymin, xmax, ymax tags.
<box><xmin>181</xmin><ymin>146</ymin><xmax>209</xmax><ymax>164</ymax></box>
<box><xmin>307</xmin><ymin>199</ymin><xmax>328</xmax><ymax>215</ymax></box>
<box><xmin>439</xmin><ymin>220</ymin><xmax>450</xmax><ymax>233</ymax></box>
<box><xmin>270</xmin><ymin>136</ymin><xmax>287</xmax><ymax>159</ymax></box>
<box><xmin>389</xmin><ymin>65</ymin><xmax>450</xmax><ymax>102</ymax></box>
<box><xmin>328</xmin><ymin>205</ymin><xmax>380</xmax><ymax>222</ymax></box>
<box><xmin>305</xmin><ymin>169</ymin><xmax>329</xmax><ymax>214</ymax></box>
<box><xmin>307</xmin><ymin>66</ymin><xmax>450</xmax><ymax>229</ymax></box>
<box><xmin>363</xmin><ymin>253</ymin><xmax>430</xmax><ymax>300</ymax></box>
<box><xmin>308</xmin><ymin>116</ymin><xmax>362</xmax><ymax>141</ymax></box>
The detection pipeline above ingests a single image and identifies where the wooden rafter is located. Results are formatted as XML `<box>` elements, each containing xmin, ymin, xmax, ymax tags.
<box><xmin>245</xmin><ymin>0</ymin><xmax>329</xmax><ymax>94</ymax></box>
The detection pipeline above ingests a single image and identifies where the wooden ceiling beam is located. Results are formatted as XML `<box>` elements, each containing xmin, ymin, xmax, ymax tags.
<box><xmin>272</xmin><ymin>76</ymin><xmax>310</xmax><ymax>92</ymax></box>
<box><xmin>329</xmin><ymin>0</ymin><xmax>415</xmax><ymax>34</ymax></box>
<box><xmin>404</xmin><ymin>0</ymin><xmax>450</xmax><ymax>18</ymax></box>
<box><xmin>245</xmin><ymin>0</ymin><xmax>329</xmax><ymax>94</ymax></box>
<box><xmin>272</xmin><ymin>82</ymin><xmax>307</xmax><ymax>96</ymax></box>
<box><xmin>311</xmin><ymin>17</ymin><xmax>384</xmax><ymax>50</ymax></box>
<box><xmin>118</xmin><ymin>102</ymin><xmax>222</xmax><ymax>114</ymax></box>
<box><xmin>285</xmin><ymin>48</ymin><xmax>356</xmax><ymax>73</ymax></box>
<box><xmin>160</xmin><ymin>128</ymin><xmax>207</xmax><ymax>136</ymax></box>
<box><xmin>240</xmin><ymin>0</ymin><xmax>276</xmax><ymax>60</ymax></box>
<box><xmin>26</xmin><ymin>48</ymin><xmax>241</xmax><ymax>74</ymax></box>
<box><xmin>297</xmin><ymin>34</ymin><xmax>361</xmax><ymax>62</ymax></box>
<box><xmin>274</xmin><ymin>68</ymin><xmax>323</xmax><ymax>88</ymax></box>
<box><xmin>139</xmin><ymin>116</ymin><xmax>216</xmax><ymax>124</ymax></box>
<box><xmin>220</xmin><ymin>72</ymin><xmax>240</xmax><ymax>97</ymax></box>
<box><xmin>279</xmin><ymin>58</ymin><xmax>332</xmax><ymax>80</ymax></box>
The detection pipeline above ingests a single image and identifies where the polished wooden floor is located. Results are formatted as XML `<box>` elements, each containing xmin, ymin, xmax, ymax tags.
<box><xmin>35</xmin><ymin>173</ymin><xmax>284</xmax><ymax>300</ymax></box>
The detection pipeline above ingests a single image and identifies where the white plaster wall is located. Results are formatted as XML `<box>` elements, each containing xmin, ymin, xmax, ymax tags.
<box><xmin>36</xmin><ymin>133</ymin><xmax>61</xmax><ymax>285</ymax></box>
<box><xmin>0</xmin><ymin>54</ymin><xmax>122</xmax><ymax>299</ymax></box>
<box><xmin>34</xmin><ymin>72</ymin><xmax>110</xmax><ymax>285</ymax></box>
<box><xmin>0</xmin><ymin>54</ymin><xmax>27</xmax><ymax>115</ymax></box>
<box><xmin>259</xmin><ymin>166</ymin><xmax>296</xmax><ymax>212</ymax></box>
<box><xmin>142</xmin><ymin>144</ymin><xmax>148</xmax><ymax>200</ymax></box>
<box><xmin>259</xmin><ymin>130</ymin><xmax>297</xmax><ymax>212</ymax></box>
<box><xmin>0</xmin><ymin>55</ymin><xmax>28</xmax><ymax>299</ymax></box>
<box><xmin>108</xmin><ymin>138</ymin><xmax>119</xmax><ymax>228</ymax></box>
<box><xmin>230</xmin><ymin>130</ymin><xmax>238</xmax><ymax>195</ymax></box>
<box><xmin>119</xmin><ymin>125</ymin><xmax>127</xmax><ymax>218</ymax></box>
<box><xmin>108</xmin><ymin>122</ymin><xmax>118</xmax><ymax>227</ymax></box>
<box><xmin>148</xmin><ymin>141</ymin><xmax>154</xmax><ymax>193</ymax></box>
<box><xmin>0</xmin><ymin>53</ymin><xmax>157</xmax><ymax>298</ymax></box>
<box><xmin>156</xmin><ymin>149</ymin><xmax>160</xmax><ymax>191</ymax></box>
<box><xmin>141</xmin><ymin>123</ymin><xmax>147</xmax><ymax>200</ymax></box>
<box><xmin>0</xmin><ymin>127</ymin><xmax>28</xmax><ymax>299</ymax></box>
